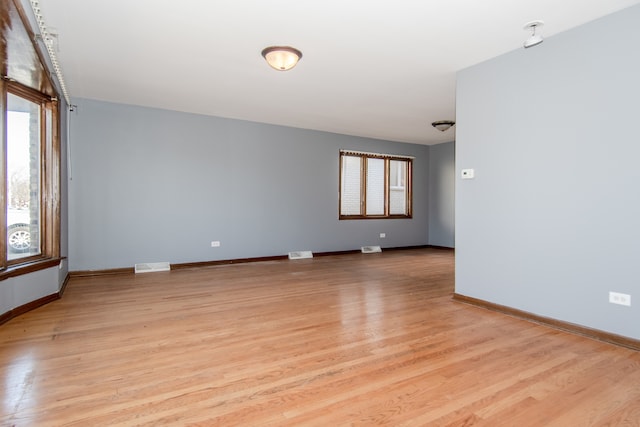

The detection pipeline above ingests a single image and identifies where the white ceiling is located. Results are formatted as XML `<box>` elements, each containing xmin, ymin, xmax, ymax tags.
<box><xmin>36</xmin><ymin>0</ymin><xmax>640</xmax><ymax>145</ymax></box>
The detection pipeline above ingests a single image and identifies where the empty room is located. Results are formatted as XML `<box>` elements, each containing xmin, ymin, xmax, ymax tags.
<box><xmin>1</xmin><ymin>0</ymin><xmax>639</xmax><ymax>425</ymax></box>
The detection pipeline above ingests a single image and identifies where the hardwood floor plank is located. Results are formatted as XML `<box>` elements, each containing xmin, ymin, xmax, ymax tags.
<box><xmin>1</xmin><ymin>249</ymin><xmax>639</xmax><ymax>426</ymax></box>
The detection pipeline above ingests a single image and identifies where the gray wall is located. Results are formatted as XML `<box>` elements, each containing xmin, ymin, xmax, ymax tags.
<box><xmin>0</xmin><ymin>267</ymin><xmax>62</xmax><ymax>313</ymax></box>
<box><xmin>428</xmin><ymin>141</ymin><xmax>455</xmax><ymax>247</ymax></box>
<box><xmin>456</xmin><ymin>5</ymin><xmax>640</xmax><ymax>339</ymax></box>
<box><xmin>68</xmin><ymin>99</ymin><xmax>430</xmax><ymax>271</ymax></box>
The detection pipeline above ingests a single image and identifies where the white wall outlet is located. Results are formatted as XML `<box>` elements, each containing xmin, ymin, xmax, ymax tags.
<box><xmin>609</xmin><ymin>291</ymin><xmax>631</xmax><ymax>306</ymax></box>
<box><xmin>211</xmin><ymin>241</ymin><xmax>221</xmax><ymax>247</ymax></box>
<box><xmin>461</xmin><ymin>169</ymin><xmax>475</xmax><ymax>179</ymax></box>
<box><xmin>380</xmin><ymin>233</ymin><xmax>386</xmax><ymax>238</ymax></box>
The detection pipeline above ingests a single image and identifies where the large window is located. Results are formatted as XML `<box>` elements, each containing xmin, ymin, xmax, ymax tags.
<box><xmin>2</xmin><ymin>81</ymin><xmax>60</xmax><ymax>271</ymax></box>
<box><xmin>0</xmin><ymin>0</ymin><xmax>61</xmax><ymax>276</ymax></box>
<box><xmin>339</xmin><ymin>150</ymin><xmax>413</xmax><ymax>219</ymax></box>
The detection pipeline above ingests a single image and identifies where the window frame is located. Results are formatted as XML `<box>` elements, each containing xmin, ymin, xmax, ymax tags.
<box><xmin>1</xmin><ymin>76</ymin><xmax>61</xmax><ymax>273</ymax></box>
<box><xmin>339</xmin><ymin>150</ymin><xmax>413</xmax><ymax>220</ymax></box>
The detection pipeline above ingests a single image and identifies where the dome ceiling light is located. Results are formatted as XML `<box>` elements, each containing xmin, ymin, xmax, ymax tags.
<box><xmin>431</xmin><ymin>120</ymin><xmax>455</xmax><ymax>132</ymax></box>
<box><xmin>261</xmin><ymin>46</ymin><xmax>303</xmax><ymax>71</ymax></box>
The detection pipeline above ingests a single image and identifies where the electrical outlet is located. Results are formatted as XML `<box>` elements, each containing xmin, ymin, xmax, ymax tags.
<box><xmin>380</xmin><ymin>233</ymin><xmax>386</xmax><ymax>238</ymax></box>
<box><xmin>461</xmin><ymin>169</ymin><xmax>475</xmax><ymax>179</ymax></box>
<box><xmin>609</xmin><ymin>292</ymin><xmax>631</xmax><ymax>306</ymax></box>
<box><xmin>211</xmin><ymin>241</ymin><xmax>221</xmax><ymax>247</ymax></box>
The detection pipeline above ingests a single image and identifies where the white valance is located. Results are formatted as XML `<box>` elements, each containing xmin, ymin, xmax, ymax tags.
<box><xmin>340</xmin><ymin>149</ymin><xmax>414</xmax><ymax>160</ymax></box>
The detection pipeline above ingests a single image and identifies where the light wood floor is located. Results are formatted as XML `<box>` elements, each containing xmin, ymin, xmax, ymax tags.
<box><xmin>1</xmin><ymin>249</ymin><xmax>639</xmax><ymax>426</ymax></box>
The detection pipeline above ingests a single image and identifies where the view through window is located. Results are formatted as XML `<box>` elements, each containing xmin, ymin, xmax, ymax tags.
<box><xmin>7</xmin><ymin>93</ymin><xmax>42</xmax><ymax>260</ymax></box>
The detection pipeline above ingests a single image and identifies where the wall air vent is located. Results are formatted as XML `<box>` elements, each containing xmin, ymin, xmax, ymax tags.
<box><xmin>361</xmin><ymin>246</ymin><xmax>382</xmax><ymax>253</ymax></box>
<box><xmin>134</xmin><ymin>262</ymin><xmax>171</xmax><ymax>273</ymax></box>
<box><xmin>288</xmin><ymin>251</ymin><xmax>313</xmax><ymax>260</ymax></box>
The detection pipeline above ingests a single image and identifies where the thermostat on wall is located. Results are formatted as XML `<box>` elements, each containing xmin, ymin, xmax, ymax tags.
<box><xmin>461</xmin><ymin>169</ymin><xmax>475</xmax><ymax>179</ymax></box>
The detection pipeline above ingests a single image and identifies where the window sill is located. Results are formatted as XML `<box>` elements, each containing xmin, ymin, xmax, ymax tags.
<box><xmin>339</xmin><ymin>215</ymin><xmax>413</xmax><ymax>220</ymax></box>
<box><xmin>0</xmin><ymin>257</ymin><xmax>65</xmax><ymax>281</ymax></box>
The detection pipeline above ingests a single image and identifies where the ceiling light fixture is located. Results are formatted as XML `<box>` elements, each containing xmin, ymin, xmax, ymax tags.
<box><xmin>261</xmin><ymin>46</ymin><xmax>302</xmax><ymax>71</ymax></box>
<box><xmin>432</xmin><ymin>120</ymin><xmax>455</xmax><ymax>132</ymax></box>
<box><xmin>523</xmin><ymin>20</ymin><xmax>544</xmax><ymax>49</ymax></box>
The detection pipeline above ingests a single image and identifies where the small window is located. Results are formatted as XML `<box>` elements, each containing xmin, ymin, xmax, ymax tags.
<box><xmin>339</xmin><ymin>150</ymin><xmax>412</xmax><ymax>219</ymax></box>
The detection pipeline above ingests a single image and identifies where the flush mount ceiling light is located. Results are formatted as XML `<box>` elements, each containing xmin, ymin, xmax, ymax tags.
<box><xmin>432</xmin><ymin>120</ymin><xmax>455</xmax><ymax>132</ymax></box>
<box><xmin>523</xmin><ymin>20</ymin><xmax>544</xmax><ymax>48</ymax></box>
<box><xmin>261</xmin><ymin>46</ymin><xmax>302</xmax><ymax>71</ymax></box>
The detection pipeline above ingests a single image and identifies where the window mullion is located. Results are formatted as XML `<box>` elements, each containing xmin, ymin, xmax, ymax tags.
<box><xmin>406</xmin><ymin>160</ymin><xmax>413</xmax><ymax>217</ymax></box>
<box><xmin>41</xmin><ymin>101</ymin><xmax>50</xmax><ymax>257</ymax></box>
<box><xmin>384</xmin><ymin>159</ymin><xmax>390</xmax><ymax>217</ymax></box>
<box><xmin>0</xmin><ymin>81</ymin><xmax>6</xmax><ymax>269</ymax></box>
<box><xmin>361</xmin><ymin>155</ymin><xmax>367</xmax><ymax>216</ymax></box>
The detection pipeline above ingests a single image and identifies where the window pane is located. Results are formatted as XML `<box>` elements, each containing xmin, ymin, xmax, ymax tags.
<box><xmin>389</xmin><ymin>160</ymin><xmax>407</xmax><ymax>215</ymax></box>
<box><xmin>7</xmin><ymin>94</ymin><xmax>41</xmax><ymax>260</ymax></box>
<box><xmin>340</xmin><ymin>155</ymin><xmax>361</xmax><ymax>215</ymax></box>
<box><xmin>366</xmin><ymin>158</ymin><xmax>384</xmax><ymax>215</ymax></box>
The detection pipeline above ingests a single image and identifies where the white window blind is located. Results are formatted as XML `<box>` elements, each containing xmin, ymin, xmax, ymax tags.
<box><xmin>340</xmin><ymin>155</ymin><xmax>362</xmax><ymax>215</ymax></box>
<box><xmin>366</xmin><ymin>158</ymin><xmax>385</xmax><ymax>215</ymax></box>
